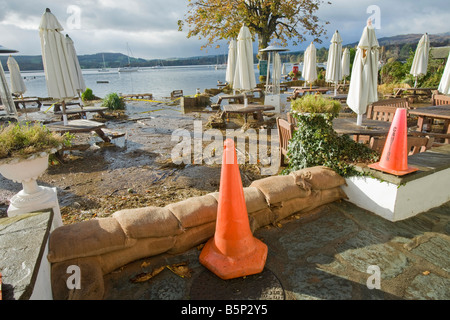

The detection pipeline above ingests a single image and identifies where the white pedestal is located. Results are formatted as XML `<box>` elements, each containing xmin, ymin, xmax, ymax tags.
<box><xmin>342</xmin><ymin>167</ymin><xmax>450</xmax><ymax>221</ymax></box>
<box><xmin>8</xmin><ymin>186</ymin><xmax>63</xmax><ymax>230</ymax></box>
<box><xmin>264</xmin><ymin>95</ymin><xmax>281</xmax><ymax>113</ymax></box>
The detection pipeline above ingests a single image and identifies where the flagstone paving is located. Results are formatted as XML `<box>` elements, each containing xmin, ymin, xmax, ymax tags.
<box><xmin>103</xmin><ymin>200</ymin><xmax>450</xmax><ymax>300</ymax></box>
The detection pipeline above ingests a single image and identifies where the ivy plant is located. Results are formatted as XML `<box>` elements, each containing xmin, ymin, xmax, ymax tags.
<box><xmin>283</xmin><ymin>112</ymin><xmax>380</xmax><ymax>178</ymax></box>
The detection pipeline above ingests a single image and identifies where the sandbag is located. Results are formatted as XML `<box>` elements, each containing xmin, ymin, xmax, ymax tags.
<box><xmin>272</xmin><ymin>190</ymin><xmax>322</xmax><ymax>221</ymax></box>
<box><xmin>250</xmin><ymin>175</ymin><xmax>311</xmax><ymax>205</ymax></box>
<box><xmin>248</xmin><ymin>207</ymin><xmax>276</xmax><ymax>232</ymax></box>
<box><xmin>98</xmin><ymin>236</ymin><xmax>176</xmax><ymax>275</ymax></box>
<box><xmin>51</xmin><ymin>257</ymin><xmax>104</xmax><ymax>300</ymax></box>
<box><xmin>48</xmin><ymin>217</ymin><xmax>133</xmax><ymax>263</ymax></box>
<box><xmin>168</xmin><ymin>221</ymin><xmax>216</xmax><ymax>254</ymax></box>
<box><xmin>289</xmin><ymin>166</ymin><xmax>346</xmax><ymax>190</ymax></box>
<box><xmin>113</xmin><ymin>206</ymin><xmax>182</xmax><ymax>239</ymax></box>
<box><xmin>272</xmin><ymin>186</ymin><xmax>347</xmax><ymax>221</ymax></box>
<box><xmin>166</xmin><ymin>194</ymin><xmax>217</xmax><ymax>229</ymax></box>
<box><xmin>209</xmin><ymin>187</ymin><xmax>269</xmax><ymax>213</ymax></box>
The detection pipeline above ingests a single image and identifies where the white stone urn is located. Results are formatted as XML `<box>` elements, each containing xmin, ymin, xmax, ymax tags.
<box><xmin>0</xmin><ymin>149</ymin><xmax>58</xmax><ymax>218</ymax></box>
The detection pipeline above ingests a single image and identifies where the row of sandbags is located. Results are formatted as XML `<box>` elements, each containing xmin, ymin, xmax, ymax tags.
<box><xmin>48</xmin><ymin>166</ymin><xmax>347</xmax><ymax>299</ymax></box>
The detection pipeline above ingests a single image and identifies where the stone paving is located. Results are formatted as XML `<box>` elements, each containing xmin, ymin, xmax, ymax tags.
<box><xmin>102</xmin><ymin>200</ymin><xmax>450</xmax><ymax>300</ymax></box>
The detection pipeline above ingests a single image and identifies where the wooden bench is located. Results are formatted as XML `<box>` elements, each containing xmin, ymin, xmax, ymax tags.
<box><xmin>121</xmin><ymin>93</ymin><xmax>153</xmax><ymax>100</ymax></box>
<box><xmin>170</xmin><ymin>90</ymin><xmax>184</xmax><ymax>99</ymax></box>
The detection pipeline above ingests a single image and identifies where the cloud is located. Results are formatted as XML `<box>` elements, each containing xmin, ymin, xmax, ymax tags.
<box><xmin>0</xmin><ymin>0</ymin><xmax>449</xmax><ymax>59</ymax></box>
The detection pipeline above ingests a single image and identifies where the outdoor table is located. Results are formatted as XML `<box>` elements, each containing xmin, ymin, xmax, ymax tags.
<box><xmin>289</xmin><ymin>87</ymin><xmax>331</xmax><ymax>100</ymax></box>
<box><xmin>41</xmin><ymin>100</ymin><xmax>82</xmax><ymax>112</ymax></box>
<box><xmin>332</xmin><ymin>116</ymin><xmax>392</xmax><ymax>141</ymax></box>
<box><xmin>45</xmin><ymin>119</ymin><xmax>111</xmax><ymax>143</ymax></box>
<box><xmin>322</xmin><ymin>93</ymin><xmax>348</xmax><ymax>102</ymax></box>
<box><xmin>53</xmin><ymin>106</ymin><xmax>108</xmax><ymax>120</ymax></box>
<box><xmin>216</xmin><ymin>94</ymin><xmax>248</xmax><ymax>105</ymax></box>
<box><xmin>408</xmin><ymin>104</ymin><xmax>450</xmax><ymax>143</ymax></box>
<box><xmin>222</xmin><ymin>104</ymin><xmax>275</xmax><ymax>123</ymax></box>
<box><xmin>13</xmin><ymin>98</ymin><xmax>42</xmax><ymax>110</ymax></box>
<box><xmin>393</xmin><ymin>87</ymin><xmax>436</xmax><ymax>98</ymax></box>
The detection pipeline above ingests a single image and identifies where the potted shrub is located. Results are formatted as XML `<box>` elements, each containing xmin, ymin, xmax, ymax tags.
<box><xmin>0</xmin><ymin>122</ymin><xmax>73</xmax><ymax>214</ymax></box>
<box><xmin>285</xmin><ymin>95</ymin><xmax>379</xmax><ymax>177</ymax></box>
<box><xmin>290</xmin><ymin>94</ymin><xmax>341</xmax><ymax>116</ymax></box>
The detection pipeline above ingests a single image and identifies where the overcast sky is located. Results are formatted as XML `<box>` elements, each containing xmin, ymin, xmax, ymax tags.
<box><xmin>0</xmin><ymin>0</ymin><xmax>449</xmax><ymax>60</ymax></box>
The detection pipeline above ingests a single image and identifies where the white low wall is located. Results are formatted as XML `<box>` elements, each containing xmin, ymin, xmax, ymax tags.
<box><xmin>342</xmin><ymin>167</ymin><xmax>450</xmax><ymax>221</ymax></box>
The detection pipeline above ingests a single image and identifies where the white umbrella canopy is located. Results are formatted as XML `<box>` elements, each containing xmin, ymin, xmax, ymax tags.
<box><xmin>39</xmin><ymin>8</ymin><xmax>78</xmax><ymax>102</ymax></box>
<box><xmin>225</xmin><ymin>39</ymin><xmax>237</xmax><ymax>86</ymax></box>
<box><xmin>0</xmin><ymin>60</ymin><xmax>18</xmax><ymax>118</ymax></box>
<box><xmin>325</xmin><ymin>30</ymin><xmax>343</xmax><ymax>96</ymax></box>
<box><xmin>233</xmin><ymin>25</ymin><xmax>256</xmax><ymax>92</ymax></box>
<box><xmin>7</xmin><ymin>55</ymin><xmax>27</xmax><ymax>97</ymax></box>
<box><xmin>438</xmin><ymin>51</ymin><xmax>450</xmax><ymax>94</ymax></box>
<box><xmin>410</xmin><ymin>33</ymin><xmax>429</xmax><ymax>87</ymax></box>
<box><xmin>302</xmin><ymin>42</ymin><xmax>317</xmax><ymax>88</ymax></box>
<box><xmin>65</xmin><ymin>34</ymin><xmax>86</xmax><ymax>95</ymax></box>
<box><xmin>346</xmin><ymin>20</ymin><xmax>379</xmax><ymax>125</ymax></box>
<box><xmin>341</xmin><ymin>47</ymin><xmax>350</xmax><ymax>83</ymax></box>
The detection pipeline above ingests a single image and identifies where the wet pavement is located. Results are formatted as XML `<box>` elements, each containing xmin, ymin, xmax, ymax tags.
<box><xmin>102</xmin><ymin>199</ymin><xmax>450</xmax><ymax>301</ymax></box>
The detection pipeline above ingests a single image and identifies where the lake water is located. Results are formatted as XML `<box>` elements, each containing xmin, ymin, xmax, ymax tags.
<box><xmin>5</xmin><ymin>64</ymin><xmax>261</xmax><ymax>100</ymax></box>
<box><xmin>4</xmin><ymin>62</ymin><xmax>324</xmax><ymax>100</ymax></box>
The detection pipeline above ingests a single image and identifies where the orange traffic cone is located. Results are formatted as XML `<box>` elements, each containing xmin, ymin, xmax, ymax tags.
<box><xmin>368</xmin><ymin>108</ymin><xmax>418</xmax><ymax>176</ymax></box>
<box><xmin>199</xmin><ymin>138</ymin><xmax>268</xmax><ymax>280</ymax></box>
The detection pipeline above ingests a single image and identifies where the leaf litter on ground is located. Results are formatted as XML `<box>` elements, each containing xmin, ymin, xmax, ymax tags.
<box><xmin>129</xmin><ymin>261</ymin><xmax>191</xmax><ymax>283</ymax></box>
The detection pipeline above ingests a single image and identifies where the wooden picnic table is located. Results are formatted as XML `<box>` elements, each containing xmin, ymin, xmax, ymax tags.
<box><xmin>322</xmin><ymin>93</ymin><xmax>348</xmax><ymax>102</ymax></box>
<box><xmin>332</xmin><ymin>116</ymin><xmax>392</xmax><ymax>141</ymax></box>
<box><xmin>53</xmin><ymin>106</ymin><xmax>109</xmax><ymax>120</ymax></box>
<box><xmin>408</xmin><ymin>104</ymin><xmax>450</xmax><ymax>143</ymax></box>
<box><xmin>13</xmin><ymin>98</ymin><xmax>42</xmax><ymax>110</ymax></box>
<box><xmin>41</xmin><ymin>100</ymin><xmax>82</xmax><ymax>112</ymax></box>
<box><xmin>222</xmin><ymin>104</ymin><xmax>275</xmax><ymax>123</ymax></box>
<box><xmin>45</xmin><ymin>119</ymin><xmax>111</xmax><ymax>143</ymax></box>
<box><xmin>393</xmin><ymin>87</ymin><xmax>436</xmax><ymax>98</ymax></box>
<box><xmin>217</xmin><ymin>94</ymin><xmax>247</xmax><ymax>105</ymax></box>
<box><xmin>288</xmin><ymin>87</ymin><xmax>331</xmax><ymax>100</ymax></box>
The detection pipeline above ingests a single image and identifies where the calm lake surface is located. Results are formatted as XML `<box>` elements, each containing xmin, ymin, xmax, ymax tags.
<box><xmin>4</xmin><ymin>62</ymin><xmax>326</xmax><ymax>100</ymax></box>
<box><xmin>5</xmin><ymin>64</ymin><xmax>262</xmax><ymax>100</ymax></box>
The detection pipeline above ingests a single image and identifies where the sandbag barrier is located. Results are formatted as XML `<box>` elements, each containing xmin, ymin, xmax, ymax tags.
<box><xmin>48</xmin><ymin>166</ymin><xmax>347</xmax><ymax>299</ymax></box>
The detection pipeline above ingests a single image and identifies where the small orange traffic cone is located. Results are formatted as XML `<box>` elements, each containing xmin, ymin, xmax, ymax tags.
<box><xmin>368</xmin><ymin>108</ymin><xmax>418</xmax><ymax>176</ymax></box>
<box><xmin>199</xmin><ymin>138</ymin><xmax>268</xmax><ymax>280</ymax></box>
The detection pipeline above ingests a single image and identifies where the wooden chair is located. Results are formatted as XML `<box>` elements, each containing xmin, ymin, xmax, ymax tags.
<box><xmin>369</xmin><ymin>135</ymin><xmax>434</xmax><ymax>155</ymax></box>
<box><xmin>366</xmin><ymin>98</ymin><xmax>410</xmax><ymax>121</ymax></box>
<box><xmin>276</xmin><ymin>117</ymin><xmax>295</xmax><ymax>166</ymax></box>
<box><xmin>431</xmin><ymin>93</ymin><xmax>450</xmax><ymax>106</ymax></box>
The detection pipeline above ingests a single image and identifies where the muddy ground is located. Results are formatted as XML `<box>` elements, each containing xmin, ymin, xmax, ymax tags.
<box><xmin>0</xmin><ymin>98</ymin><xmax>279</xmax><ymax>224</ymax></box>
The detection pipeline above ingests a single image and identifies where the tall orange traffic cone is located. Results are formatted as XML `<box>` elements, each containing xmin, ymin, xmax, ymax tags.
<box><xmin>199</xmin><ymin>138</ymin><xmax>268</xmax><ymax>280</ymax></box>
<box><xmin>368</xmin><ymin>108</ymin><xmax>418</xmax><ymax>176</ymax></box>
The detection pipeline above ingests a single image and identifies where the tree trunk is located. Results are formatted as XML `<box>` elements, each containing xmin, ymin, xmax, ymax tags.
<box><xmin>258</xmin><ymin>33</ymin><xmax>270</xmax><ymax>61</ymax></box>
